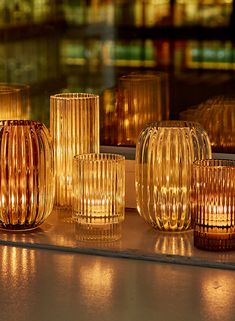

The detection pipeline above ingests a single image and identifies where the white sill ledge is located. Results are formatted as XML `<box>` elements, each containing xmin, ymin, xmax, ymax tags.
<box><xmin>1</xmin><ymin>208</ymin><xmax>235</xmax><ymax>271</ymax></box>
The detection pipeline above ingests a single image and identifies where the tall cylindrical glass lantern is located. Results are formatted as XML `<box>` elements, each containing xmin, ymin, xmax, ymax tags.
<box><xmin>114</xmin><ymin>72</ymin><xmax>169</xmax><ymax>145</ymax></box>
<box><xmin>50</xmin><ymin>93</ymin><xmax>99</xmax><ymax>208</ymax></box>
<box><xmin>136</xmin><ymin>121</ymin><xmax>212</xmax><ymax>231</ymax></box>
<box><xmin>0</xmin><ymin>120</ymin><xmax>54</xmax><ymax>231</ymax></box>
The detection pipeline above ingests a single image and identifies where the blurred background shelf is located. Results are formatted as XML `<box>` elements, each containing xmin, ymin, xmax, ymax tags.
<box><xmin>0</xmin><ymin>0</ymin><xmax>234</xmax><ymax>152</ymax></box>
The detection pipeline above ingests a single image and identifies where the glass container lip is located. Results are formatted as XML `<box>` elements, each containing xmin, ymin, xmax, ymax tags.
<box><xmin>73</xmin><ymin>153</ymin><xmax>125</xmax><ymax>162</ymax></box>
<box><xmin>0</xmin><ymin>120</ymin><xmax>44</xmax><ymax>127</ymax></box>
<box><xmin>193</xmin><ymin>159</ymin><xmax>235</xmax><ymax>169</ymax></box>
<box><xmin>119</xmin><ymin>73</ymin><xmax>164</xmax><ymax>81</ymax></box>
<box><xmin>50</xmin><ymin>93</ymin><xmax>99</xmax><ymax>100</ymax></box>
<box><xmin>146</xmin><ymin>120</ymin><xmax>202</xmax><ymax>129</ymax></box>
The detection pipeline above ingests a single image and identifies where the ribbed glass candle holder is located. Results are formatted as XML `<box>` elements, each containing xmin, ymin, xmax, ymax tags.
<box><xmin>50</xmin><ymin>93</ymin><xmax>99</xmax><ymax>208</ymax></box>
<box><xmin>0</xmin><ymin>89</ymin><xmax>21</xmax><ymax>120</ymax></box>
<box><xmin>136</xmin><ymin>121</ymin><xmax>212</xmax><ymax>231</ymax></box>
<box><xmin>0</xmin><ymin>120</ymin><xmax>54</xmax><ymax>231</ymax></box>
<box><xmin>0</xmin><ymin>84</ymin><xmax>30</xmax><ymax>120</ymax></box>
<box><xmin>180</xmin><ymin>96</ymin><xmax>235</xmax><ymax>153</ymax></box>
<box><xmin>114</xmin><ymin>72</ymin><xmax>169</xmax><ymax>145</ymax></box>
<box><xmin>192</xmin><ymin>159</ymin><xmax>235</xmax><ymax>251</ymax></box>
<box><xmin>72</xmin><ymin>153</ymin><xmax>125</xmax><ymax>241</ymax></box>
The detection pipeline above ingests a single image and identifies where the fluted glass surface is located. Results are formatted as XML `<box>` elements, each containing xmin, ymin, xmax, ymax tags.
<box><xmin>136</xmin><ymin>121</ymin><xmax>212</xmax><ymax>231</ymax></box>
<box><xmin>192</xmin><ymin>159</ymin><xmax>235</xmax><ymax>251</ymax></box>
<box><xmin>50</xmin><ymin>93</ymin><xmax>99</xmax><ymax>208</ymax></box>
<box><xmin>101</xmin><ymin>72</ymin><xmax>169</xmax><ymax>146</ymax></box>
<box><xmin>0</xmin><ymin>84</ymin><xmax>30</xmax><ymax>120</ymax></box>
<box><xmin>72</xmin><ymin>153</ymin><xmax>125</xmax><ymax>241</ymax></box>
<box><xmin>180</xmin><ymin>96</ymin><xmax>235</xmax><ymax>153</ymax></box>
<box><xmin>0</xmin><ymin>120</ymin><xmax>54</xmax><ymax>231</ymax></box>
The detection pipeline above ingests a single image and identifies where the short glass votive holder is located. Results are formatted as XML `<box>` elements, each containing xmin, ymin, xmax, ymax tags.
<box><xmin>0</xmin><ymin>84</ymin><xmax>30</xmax><ymax>120</ymax></box>
<box><xmin>192</xmin><ymin>159</ymin><xmax>235</xmax><ymax>251</ymax></box>
<box><xmin>72</xmin><ymin>153</ymin><xmax>125</xmax><ymax>241</ymax></box>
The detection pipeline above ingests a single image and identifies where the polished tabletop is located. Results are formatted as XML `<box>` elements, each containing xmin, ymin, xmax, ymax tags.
<box><xmin>1</xmin><ymin>208</ymin><xmax>235</xmax><ymax>321</ymax></box>
<box><xmin>1</xmin><ymin>208</ymin><xmax>235</xmax><ymax>270</ymax></box>
<box><xmin>1</xmin><ymin>244</ymin><xmax>235</xmax><ymax>321</ymax></box>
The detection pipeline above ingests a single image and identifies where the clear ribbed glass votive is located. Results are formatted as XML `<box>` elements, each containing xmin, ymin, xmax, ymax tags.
<box><xmin>114</xmin><ymin>72</ymin><xmax>169</xmax><ymax>145</ymax></box>
<box><xmin>50</xmin><ymin>93</ymin><xmax>99</xmax><ymax>208</ymax></box>
<box><xmin>192</xmin><ymin>159</ymin><xmax>235</xmax><ymax>251</ymax></box>
<box><xmin>72</xmin><ymin>153</ymin><xmax>125</xmax><ymax>241</ymax></box>
<box><xmin>136</xmin><ymin>121</ymin><xmax>212</xmax><ymax>231</ymax></box>
<box><xmin>0</xmin><ymin>120</ymin><xmax>54</xmax><ymax>231</ymax></box>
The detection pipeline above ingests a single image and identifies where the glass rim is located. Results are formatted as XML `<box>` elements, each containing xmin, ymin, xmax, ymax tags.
<box><xmin>0</xmin><ymin>120</ymin><xmax>44</xmax><ymax>127</ymax></box>
<box><xmin>193</xmin><ymin>159</ymin><xmax>235</xmax><ymax>169</ymax></box>
<box><xmin>119</xmin><ymin>74</ymin><xmax>164</xmax><ymax>81</ymax></box>
<box><xmin>145</xmin><ymin>120</ymin><xmax>202</xmax><ymax>129</ymax></box>
<box><xmin>50</xmin><ymin>93</ymin><xmax>99</xmax><ymax>100</ymax></box>
<box><xmin>73</xmin><ymin>153</ymin><xmax>125</xmax><ymax>162</ymax></box>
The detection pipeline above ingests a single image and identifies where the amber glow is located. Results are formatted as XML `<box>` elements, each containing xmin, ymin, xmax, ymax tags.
<box><xmin>101</xmin><ymin>72</ymin><xmax>169</xmax><ymax>146</ymax></box>
<box><xmin>50</xmin><ymin>93</ymin><xmax>99</xmax><ymax>208</ymax></box>
<box><xmin>193</xmin><ymin>159</ymin><xmax>235</xmax><ymax>250</ymax></box>
<box><xmin>136</xmin><ymin>121</ymin><xmax>211</xmax><ymax>231</ymax></box>
<box><xmin>72</xmin><ymin>153</ymin><xmax>125</xmax><ymax>241</ymax></box>
<box><xmin>0</xmin><ymin>120</ymin><xmax>54</xmax><ymax>231</ymax></box>
<box><xmin>79</xmin><ymin>260</ymin><xmax>114</xmax><ymax>307</ymax></box>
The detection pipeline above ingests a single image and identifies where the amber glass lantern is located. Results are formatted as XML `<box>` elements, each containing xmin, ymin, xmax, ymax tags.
<box><xmin>0</xmin><ymin>120</ymin><xmax>54</xmax><ymax>231</ymax></box>
<box><xmin>136</xmin><ymin>121</ymin><xmax>212</xmax><ymax>231</ymax></box>
<box><xmin>101</xmin><ymin>72</ymin><xmax>169</xmax><ymax>146</ymax></box>
<box><xmin>180</xmin><ymin>96</ymin><xmax>235</xmax><ymax>153</ymax></box>
<box><xmin>50</xmin><ymin>93</ymin><xmax>99</xmax><ymax>208</ymax></box>
<box><xmin>192</xmin><ymin>159</ymin><xmax>235</xmax><ymax>251</ymax></box>
<box><xmin>0</xmin><ymin>84</ymin><xmax>30</xmax><ymax>120</ymax></box>
<box><xmin>72</xmin><ymin>153</ymin><xmax>125</xmax><ymax>241</ymax></box>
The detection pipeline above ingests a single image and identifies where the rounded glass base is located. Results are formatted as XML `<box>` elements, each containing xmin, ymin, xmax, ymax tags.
<box><xmin>0</xmin><ymin>223</ymin><xmax>42</xmax><ymax>232</ymax></box>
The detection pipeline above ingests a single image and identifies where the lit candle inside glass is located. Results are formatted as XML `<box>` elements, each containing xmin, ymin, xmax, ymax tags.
<box><xmin>192</xmin><ymin>159</ymin><xmax>235</xmax><ymax>251</ymax></box>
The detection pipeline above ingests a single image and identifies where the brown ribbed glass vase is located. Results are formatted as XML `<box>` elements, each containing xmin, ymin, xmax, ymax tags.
<box><xmin>0</xmin><ymin>120</ymin><xmax>54</xmax><ymax>231</ymax></box>
<box><xmin>192</xmin><ymin>159</ymin><xmax>235</xmax><ymax>251</ymax></box>
<box><xmin>136</xmin><ymin>121</ymin><xmax>212</xmax><ymax>232</ymax></box>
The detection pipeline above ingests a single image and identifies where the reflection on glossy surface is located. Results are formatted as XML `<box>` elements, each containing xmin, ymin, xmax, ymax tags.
<box><xmin>1</xmin><ymin>246</ymin><xmax>37</xmax><ymax>319</ymax></box>
<box><xmin>154</xmin><ymin>231</ymin><xmax>193</xmax><ymax>256</ymax></box>
<box><xmin>79</xmin><ymin>260</ymin><xmax>115</xmax><ymax>308</ymax></box>
<box><xmin>201</xmin><ymin>273</ymin><xmax>234</xmax><ymax>321</ymax></box>
<box><xmin>180</xmin><ymin>96</ymin><xmax>235</xmax><ymax>153</ymax></box>
<box><xmin>101</xmin><ymin>72</ymin><xmax>169</xmax><ymax>146</ymax></box>
<box><xmin>1</xmin><ymin>246</ymin><xmax>36</xmax><ymax>282</ymax></box>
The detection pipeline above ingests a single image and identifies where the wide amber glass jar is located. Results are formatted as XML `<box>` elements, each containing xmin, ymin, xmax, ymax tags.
<box><xmin>135</xmin><ymin>121</ymin><xmax>211</xmax><ymax>231</ymax></box>
<box><xmin>0</xmin><ymin>120</ymin><xmax>54</xmax><ymax>231</ymax></box>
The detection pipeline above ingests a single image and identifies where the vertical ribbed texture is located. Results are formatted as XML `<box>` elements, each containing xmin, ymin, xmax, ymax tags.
<box><xmin>136</xmin><ymin>121</ymin><xmax>212</xmax><ymax>231</ymax></box>
<box><xmin>192</xmin><ymin>159</ymin><xmax>235</xmax><ymax>250</ymax></box>
<box><xmin>72</xmin><ymin>153</ymin><xmax>125</xmax><ymax>241</ymax></box>
<box><xmin>50</xmin><ymin>93</ymin><xmax>100</xmax><ymax>207</ymax></box>
<box><xmin>0</xmin><ymin>84</ymin><xmax>30</xmax><ymax>120</ymax></box>
<box><xmin>179</xmin><ymin>96</ymin><xmax>235</xmax><ymax>153</ymax></box>
<box><xmin>113</xmin><ymin>72</ymin><xmax>169</xmax><ymax>145</ymax></box>
<box><xmin>0</xmin><ymin>120</ymin><xmax>54</xmax><ymax>231</ymax></box>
